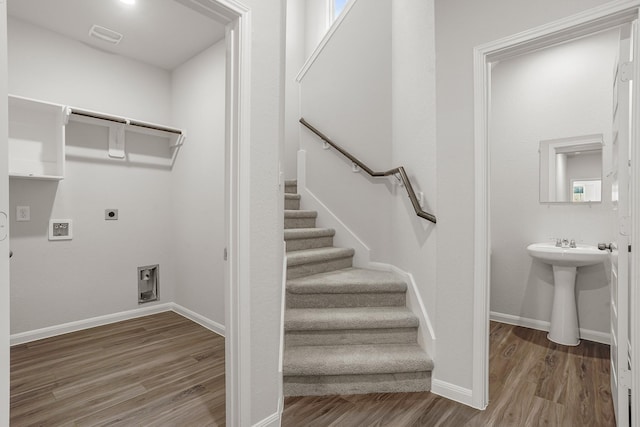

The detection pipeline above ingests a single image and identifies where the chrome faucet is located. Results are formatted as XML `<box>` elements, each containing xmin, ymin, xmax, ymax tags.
<box><xmin>562</xmin><ymin>238</ymin><xmax>569</xmax><ymax>248</ymax></box>
<box><xmin>569</xmin><ymin>239</ymin><xmax>576</xmax><ymax>248</ymax></box>
<box><xmin>555</xmin><ymin>238</ymin><xmax>562</xmax><ymax>247</ymax></box>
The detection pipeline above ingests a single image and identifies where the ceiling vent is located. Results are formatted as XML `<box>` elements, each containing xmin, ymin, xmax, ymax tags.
<box><xmin>88</xmin><ymin>25</ymin><xmax>123</xmax><ymax>45</ymax></box>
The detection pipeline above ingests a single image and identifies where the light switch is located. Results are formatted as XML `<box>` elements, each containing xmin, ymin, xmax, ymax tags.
<box><xmin>16</xmin><ymin>206</ymin><xmax>30</xmax><ymax>222</ymax></box>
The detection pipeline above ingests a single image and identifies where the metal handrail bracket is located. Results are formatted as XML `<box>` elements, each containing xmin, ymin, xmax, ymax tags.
<box><xmin>299</xmin><ymin>117</ymin><xmax>436</xmax><ymax>224</ymax></box>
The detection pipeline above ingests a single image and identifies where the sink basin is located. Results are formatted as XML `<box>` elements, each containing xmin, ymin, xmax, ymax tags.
<box><xmin>527</xmin><ymin>242</ymin><xmax>609</xmax><ymax>346</ymax></box>
<box><xmin>527</xmin><ymin>242</ymin><xmax>608</xmax><ymax>267</ymax></box>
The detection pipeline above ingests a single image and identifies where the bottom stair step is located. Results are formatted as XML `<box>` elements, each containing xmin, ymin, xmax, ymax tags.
<box><xmin>283</xmin><ymin>343</ymin><xmax>432</xmax><ymax>396</ymax></box>
<box><xmin>284</xmin><ymin>371</ymin><xmax>431</xmax><ymax>396</ymax></box>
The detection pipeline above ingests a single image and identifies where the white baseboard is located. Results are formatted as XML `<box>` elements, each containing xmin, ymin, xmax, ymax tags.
<box><xmin>490</xmin><ymin>311</ymin><xmax>610</xmax><ymax>345</ymax></box>
<box><xmin>171</xmin><ymin>304</ymin><xmax>225</xmax><ymax>337</ymax></box>
<box><xmin>431</xmin><ymin>379</ymin><xmax>474</xmax><ymax>407</ymax></box>
<box><xmin>252</xmin><ymin>411</ymin><xmax>281</xmax><ymax>427</ymax></box>
<box><xmin>11</xmin><ymin>302</ymin><xmax>225</xmax><ymax>346</ymax></box>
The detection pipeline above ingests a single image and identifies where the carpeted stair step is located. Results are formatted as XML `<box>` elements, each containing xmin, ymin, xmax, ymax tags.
<box><xmin>285</xmin><ymin>209</ymin><xmax>317</xmax><ymax>229</ymax></box>
<box><xmin>285</xmin><ymin>193</ymin><xmax>301</xmax><ymax>210</ymax></box>
<box><xmin>285</xmin><ymin>180</ymin><xmax>297</xmax><ymax>194</ymax></box>
<box><xmin>284</xmin><ymin>307</ymin><xmax>419</xmax><ymax>346</ymax></box>
<box><xmin>284</xmin><ymin>227</ymin><xmax>335</xmax><ymax>252</ymax></box>
<box><xmin>286</xmin><ymin>268</ymin><xmax>407</xmax><ymax>308</ymax></box>
<box><xmin>283</xmin><ymin>343</ymin><xmax>433</xmax><ymax>396</ymax></box>
<box><xmin>287</xmin><ymin>247</ymin><xmax>354</xmax><ymax>279</ymax></box>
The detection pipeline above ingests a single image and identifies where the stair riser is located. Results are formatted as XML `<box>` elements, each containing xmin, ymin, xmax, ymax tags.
<box><xmin>285</xmin><ymin>236</ymin><xmax>334</xmax><ymax>252</ymax></box>
<box><xmin>283</xmin><ymin>371</ymin><xmax>431</xmax><ymax>396</ymax></box>
<box><xmin>287</xmin><ymin>257</ymin><xmax>353</xmax><ymax>280</ymax></box>
<box><xmin>286</xmin><ymin>292</ymin><xmax>406</xmax><ymax>309</ymax></box>
<box><xmin>285</xmin><ymin>328</ymin><xmax>418</xmax><ymax>347</ymax></box>
<box><xmin>285</xmin><ymin>185</ymin><xmax>297</xmax><ymax>194</ymax></box>
<box><xmin>285</xmin><ymin>218</ymin><xmax>317</xmax><ymax>229</ymax></box>
<box><xmin>285</xmin><ymin>198</ymin><xmax>300</xmax><ymax>210</ymax></box>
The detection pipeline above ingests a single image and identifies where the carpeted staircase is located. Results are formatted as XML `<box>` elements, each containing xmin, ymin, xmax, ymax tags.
<box><xmin>283</xmin><ymin>180</ymin><xmax>433</xmax><ymax>396</ymax></box>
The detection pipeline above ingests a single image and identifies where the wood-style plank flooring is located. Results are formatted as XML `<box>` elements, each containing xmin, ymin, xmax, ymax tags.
<box><xmin>10</xmin><ymin>311</ymin><xmax>225</xmax><ymax>426</ymax></box>
<box><xmin>282</xmin><ymin>321</ymin><xmax>615</xmax><ymax>426</ymax></box>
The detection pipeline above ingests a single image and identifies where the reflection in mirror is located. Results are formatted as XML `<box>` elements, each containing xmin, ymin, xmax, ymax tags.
<box><xmin>539</xmin><ymin>134</ymin><xmax>603</xmax><ymax>203</ymax></box>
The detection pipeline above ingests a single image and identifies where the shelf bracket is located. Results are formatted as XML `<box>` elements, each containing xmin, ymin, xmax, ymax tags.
<box><xmin>108</xmin><ymin>124</ymin><xmax>126</xmax><ymax>159</ymax></box>
<box><xmin>170</xmin><ymin>133</ymin><xmax>186</xmax><ymax>149</ymax></box>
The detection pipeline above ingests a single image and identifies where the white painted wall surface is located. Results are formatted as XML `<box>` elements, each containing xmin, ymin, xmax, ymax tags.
<box><xmin>8</xmin><ymin>18</ymin><xmax>172</xmax><ymax>124</ymax></box>
<box><xmin>240</xmin><ymin>0</ymin><xmax>285</xmax><ymax>423</ymax></box>
<box><xmin>390</xmin><ymin>0</ymin><xmax>437</xmax><ymax>354</ymax></box>
<box><xmin>170</xmin><ymin>40</ymin><xmax>226</xmax><ymax>327</ymax></box>
<box><xmin>284</xmin><ymin>0</ymin><xmax>306</xmax><ymax>179</ymax></box>
<box><xmin>7</xmin><ymin>18</ymin><xmax>177</xmax><ymax>334</ymax></box>
<box><xmin>300</xmin><ymin>0</ymin><xmax>393</xmax><ymax>262</ymax></box>
<box><xmin>0</xmin><ymin>3</ymin><xmax>10</xmax><ymax>425</ymax></box>
<box><xmin>490</xmin><ymin>29</ymin><xmax>616</xmax><ymax>337</ymax></box>
<box><xmin>434</xmin><ymin>0</ymin><xmax>612</xmax><ymax>391</ymax></box>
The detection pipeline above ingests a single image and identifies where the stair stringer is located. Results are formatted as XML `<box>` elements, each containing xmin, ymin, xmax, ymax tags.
<box><xmin>296</xmin><ymin>149</ymin><xmax>370</xmax><ymax>268</ymax></box>
<box><xmin>368</xmin><ymin>262</ymin><xmax>435</xmax><ymax>360</ymax></box>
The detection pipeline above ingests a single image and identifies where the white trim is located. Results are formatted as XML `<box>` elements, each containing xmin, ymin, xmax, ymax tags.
<box><xmin>490</xmin><ymin>311</ymin><xmax>611</xmax><ymax>345</ymax></box>
<box><xmin>172</xmin><ymin>304</ymin><xmax>226</xmax><ymax>336</ymax></box>
<box><xmin>430</xmin><ymin>379</ymin><xmax>473</xmax><ymax>407</ymax></box>
<box><xmin>296</xmin><ymin>0</ymin><xmax>359</xmax><ymax>82</ymax></box>
<box><xmin>368</xmin><ymin>262</ymin><xmax>436</xmax><ymax>357</ymax></box>
<box><xmin>9</xmin><ymin>303</ymin><xmax>225</xmax><ymax>346</ymax></box>
<box><xmin>252</xmin><ymin>411</ymin><xmax>281</xmax><ymax>427</ymax></box>
<box><xmin>473</xmin><ymin>0</ymin><xmax>640</xmax><ymax>414</ymax></box>
<box><xmin>297</xmin><ymin>150</ymin><xmax>371</xmax><ymax>267</ymax></box>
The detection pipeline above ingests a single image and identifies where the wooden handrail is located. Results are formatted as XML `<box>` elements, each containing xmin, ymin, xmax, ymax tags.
<box><xmin>300</xmin><ymin>118</ymin><xmax>436</xmax><ymax>224</ymax></box>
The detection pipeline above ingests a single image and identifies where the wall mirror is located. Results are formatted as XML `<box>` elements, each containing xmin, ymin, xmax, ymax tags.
<box><xmin>539</xmin><ymin>134</ymin><xmax>603</xmax><ymax>203</ymax></box>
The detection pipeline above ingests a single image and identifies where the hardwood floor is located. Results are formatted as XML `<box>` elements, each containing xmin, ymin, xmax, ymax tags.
<box><xmin>10</xmin><ymin>311</ymin><xmax>225</xmax><ymax>426</ymax></box>
<box><xmin>282</xmin><ymin>322</ymin><xmax>616</xmax><ymax>426</ymax></box>
<box><xmin>11</xmin><ymin>316</ymin><xmax>614</xmax><ymax>426</ymax></box>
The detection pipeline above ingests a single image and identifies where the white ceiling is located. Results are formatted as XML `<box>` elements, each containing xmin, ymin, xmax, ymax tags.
<box><xmin>8</xmin><ymin>0</ymin><xmax>227</xmax><ymax>70</ymax></box>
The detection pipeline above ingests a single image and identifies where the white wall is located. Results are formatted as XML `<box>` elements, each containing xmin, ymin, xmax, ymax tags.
<box><xmin>299</xmin><ymin>0</ymin><xmax>393</xmax><ymax>261</ymax></box>
<box><xmin>490</xmin><ymin>29</ymin><xmax>617</xmax><ymax>337</ymax></box>
<box><xmin>390</xmin><ymin>0</ymin><xmax>437</xmax><ymax>354</ymax></box>
<box><xmin>8</xmin><ymin>18</ymin><xmax>178</xmax><ymax>334</ymax></box>
<box><xmin>240</xmin><ymin>0</ymin><xmax>285</xmax><ymax>423</ymax></box>
<box><xmin>170</xmin><ymin>41</ymin><xmax>226</xmax><ymax>327</ymax></box>
<box><xmin>8</xmin><ymin>18</ymin><xmax>172</xmax><ymax>124</ymax></box>
<box><xmin>434</xmin><ymin>0</ymin><xmax>613</xmax><ymax>392</ymax></box>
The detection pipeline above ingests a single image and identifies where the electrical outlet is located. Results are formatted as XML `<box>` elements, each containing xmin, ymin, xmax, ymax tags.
<box><xmin>49</xmin><ymin>219</ymin><xmax>73</xmax><ymax>241</ymax></box>
<box><xmin>105</xmin><ymin>209</ymin><xmax>118</xmax><ymax>220</ymax></box>
<box><xmin>16</xmin><ymin>206</ymin><xmax>30</xmax><ymax>222</ymax></box>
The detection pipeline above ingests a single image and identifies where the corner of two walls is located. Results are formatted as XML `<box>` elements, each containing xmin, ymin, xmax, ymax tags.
<box><xmin>8</xmin><ymin>16</ymin><xmax>226</xmax><ymax>335</ymax></box>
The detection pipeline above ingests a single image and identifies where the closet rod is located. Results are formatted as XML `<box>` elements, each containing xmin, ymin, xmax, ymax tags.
<box><xmin>68</xmin><ymin>108</ymin><xmax>184</xmax><ymax>135</ymax></box>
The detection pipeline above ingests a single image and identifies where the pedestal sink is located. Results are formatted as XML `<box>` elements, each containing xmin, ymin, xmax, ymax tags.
<box><xmin>527</xmin><ymin>242</ymin><xmax>609</xmax><ymax>345</ymax></box>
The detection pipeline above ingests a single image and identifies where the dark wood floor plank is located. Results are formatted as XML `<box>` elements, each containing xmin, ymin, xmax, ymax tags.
<box><xmin>10</xmin><ymin>311</ymin><xmax>225</xmax><ymax>426</ymax></box>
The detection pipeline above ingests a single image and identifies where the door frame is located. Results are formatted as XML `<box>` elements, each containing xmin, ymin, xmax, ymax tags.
<box><xmin>472</xmin><ymin>0</ymin><xmax>640</xmax><ymax>414</ymax></box>
<box><xmin>0</xmin><ymin>1</ymin><xmax>254</xmax><ymax>425</ymax></box>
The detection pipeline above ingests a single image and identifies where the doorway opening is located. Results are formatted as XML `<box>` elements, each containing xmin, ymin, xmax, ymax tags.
<box><xmin>2</xmin><ymin>0</ymin><xmax>250</xmax><ymax>424</ymax></box>
<box><xmin>473</xmin><ymin>3</ymin><xmax>640</xmax><ymax>424</ymax></box>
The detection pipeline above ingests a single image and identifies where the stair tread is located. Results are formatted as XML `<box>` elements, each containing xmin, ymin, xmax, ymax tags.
<box><xmin>285</xmin><ymin>307</ymin><xmax>418</xmax><ymax>330</ymax></box>
<box><xmin>287</xmin><ymin>268</ymin><xmax>407</xmax><ymax>294</ymax></box>
<box><xmin>285</xmin><ymin>179</ymin><xmax>298</xmax><ymax>186</ymax></box>
<box><xmin>284</xmin><ymin>343</ymin><xmax>433</xmax><ymax>376</ymax></box>
<box><xmin>285</xmin><ymin>209</ymin><xmax>317</xmax><ymax>218</ymax></box>
<box><xmin>287</xmin><ymin>247</ymin><xmax>355</xmax><ymax>267</ymax></box>
<box><xmin>285</xmin><ymin>193</ymin><xmax>301</xmax><ymax>200</ymax></box>
<box><xmin>284</xmin><ymin>228</ymin><xmax>335</xmax><ymax>240</ymax></box>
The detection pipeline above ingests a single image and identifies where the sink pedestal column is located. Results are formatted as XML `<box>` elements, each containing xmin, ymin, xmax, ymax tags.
<box><xmin>549</xmin><ymin>265</ymin><xmax>580</xmax><ymax>346</ymax></box>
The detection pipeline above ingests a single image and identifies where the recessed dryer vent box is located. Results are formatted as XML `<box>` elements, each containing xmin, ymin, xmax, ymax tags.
<box><xmin>49</xmin><ymin>219</ymin><xmax>73</xmax><ymax>241</ymax></box>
